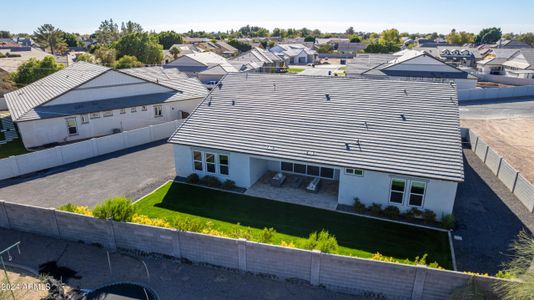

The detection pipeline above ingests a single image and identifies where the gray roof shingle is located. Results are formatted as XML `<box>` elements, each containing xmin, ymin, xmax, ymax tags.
<box><xmin>169</xmin><ymin>73</ymin><xmax>464</xmax><ymax>182</ymax></box>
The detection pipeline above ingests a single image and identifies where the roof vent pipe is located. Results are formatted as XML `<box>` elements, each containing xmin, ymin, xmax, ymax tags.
<box><xmin>273</xmin><ymin>82</ymin><xmax>276</xmax><ymax>91</ymax></box>
<box><xmin>345</xmin><ymin>143</ymin><xmax>350</xmax><ymax>151</ymax></box>
<box><xmin>400</xmin><ymin>114</ymin><xmax>406</xmax><ymax>121</ymax></box>
<box><xmin>403</xmin><ymin>89</ymin><xmax>407</xmax><ymax>95</ymax></box>
<box><xmin>232</xmin><ymin>100</ymin><xmax>235</xmax><ymax>106</ymax></box>
<box><xmin>325</xmin><ymin>94</ymin><xmax>330</xmax><ymax>101</ymax></box>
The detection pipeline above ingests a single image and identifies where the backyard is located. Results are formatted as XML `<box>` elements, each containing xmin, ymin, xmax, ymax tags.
<box><xmin>135</xmin><ymin>181</ymin><xmax>452</xmax><ymax>268</ymax></box>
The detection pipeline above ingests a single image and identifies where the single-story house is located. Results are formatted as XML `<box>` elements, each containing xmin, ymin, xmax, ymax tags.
<box><xmin>0</xmin><ymin>47</ymin><xmax>53</xmax><ymax>73</ymax></box>
<box><xmin>358</xmin><ymin>51</ymin><xmax>477</xmax><ymax>90</ymax></box>
<box><xmin>269</xmin><ymin>44</ymin><xmax>318</xmax><ymax>65</ymax></box>
<box><xmin>502</xmin><ymin>49</ymin><xmax>534</xmax><ymax>79</ymax></box>
<box><xmin>476</xmin><ymin>49</ymin><xmax>519</xmax><ymax>75</ymax></box>
<box><xmin>494</xmin><ymin>39</ymin><xmax>533</xmax><ymax>49</ymax></box>
<box><xmin>169</xmin><ymin>73</ymin><xmax>464</xmax><ymax>218</ymax></box>
<box><xmin>163</xmin><ymin>44</ymin><xmax>201</xmax><ymax>64</ymax></box>
<box><xmin>165</xmin><ymin>52</ymin><xmax>238</xmax><ymax>84</ymax></box>
<box><xmin>345</xmin><ymin>54</ymin><xmax>398</xmax><ymax>76</ymax></box>
<box><xmin>4</xmin><ymin>62</ymin><xmax>207</xmax><ymax>148</ymax></box>
<box><xmin>231</xmin><ymin>47</ymin><xmax>285</xmax><ymax>72</ymax></box>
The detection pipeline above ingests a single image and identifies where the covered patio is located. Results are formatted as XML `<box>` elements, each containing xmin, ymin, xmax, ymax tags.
<box><xmin>244</xmin><ymin>171</ymin><xmax>339</xmax><ymax>210</ymax></box>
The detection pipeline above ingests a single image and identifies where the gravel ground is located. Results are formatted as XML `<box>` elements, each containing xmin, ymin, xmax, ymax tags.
<box><xmin>453</xmin><ymin>149</ymin><xmax>534</xmax><ymax>274</ymax></box>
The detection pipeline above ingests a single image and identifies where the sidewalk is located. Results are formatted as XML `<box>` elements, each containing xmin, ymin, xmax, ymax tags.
<box><xmin>0</xmin><ymin>228</ymin><xmax>360</xmax><ymax>299</ymax></box>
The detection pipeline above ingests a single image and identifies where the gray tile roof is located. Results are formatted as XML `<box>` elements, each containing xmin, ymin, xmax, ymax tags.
<box><xmin>5</xmin><ymin>62</ymin><xmax>207</xmax><ymax>122</ymax></box>
<box><xmin>346</xmin><ymin>54</ymin><xmax>397</xmax><ymax>75</ymax></box>
<box><xmin>169</xmin><ymin>73</ymin><xmax>464</xmax><ymax>182</ymax></box>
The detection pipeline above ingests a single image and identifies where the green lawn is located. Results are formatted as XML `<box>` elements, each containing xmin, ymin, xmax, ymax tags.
<box><xmin>287</xmin><ymin>67</ymin><xmax>305</xmax><ymax>73</ymax></box>
<box><xmin>0</xmin><ymin>138</ymin><xmax>29</xmax><ymax>159</ymax></box>
<box><xmin>135</xmin><ymin>182</ymin><xmax>452</xmax><ymax>268</ymax></box>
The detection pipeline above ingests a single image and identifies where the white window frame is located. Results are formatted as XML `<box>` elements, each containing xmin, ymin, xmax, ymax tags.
<box><xmin>193</xmin><ymin>151</ymin><xmax>203</xmax><ymax>171</ymax></box>
<box><xmin>279</xmin><ymin>161</ymin><xmax>334</xmax><ymax>179</ymax></box>
<box><xmin>90</xmin><ymin>112</ymin><xmax>100</xmax><ymax>119</ymax></box>
<box><xmin>408</xmin><ymin>181</ymin><xmax>427</xmax><ymax>208</ymax></box>
<box><xmin>389</xmin><ymin>178</ymin><xmax>406</xmax><ymax>205</ymax></box>
<box><xmin>219</xmin><ymin>154</ymin><xmax>229</xmax><ymax>175</ymax></box>
<box><xmin>103</xmin><ymin>110</ymin><xmax>113</xmax><ymax>117</ymax></box>
<box><xmin>65</xmin><ymin>117</ymin><xmax>78</xmax><ymax>136</ymax></box>
<box><xmin>81</xmin><ymin>114</ymin><xmax>89</xmax><ymax>124</ymax></box>
<box><xmin>154</xmin><ymin>105</ymin><xmax>163</xmax><ymax>117</ymax></box>
<box><xmin>205</xmin><ymin>152</ymin><xmax>216</xmax><ymax>174</ymax></box>
<box><xmin>345</xmin><ymin>168</ymin><xmax>364</xmax><ymax>176</ymax></box>
<box><xmin>131</xmin><ymin>107</ymin><xmax>137</xmax><ymax>113</ymax></box>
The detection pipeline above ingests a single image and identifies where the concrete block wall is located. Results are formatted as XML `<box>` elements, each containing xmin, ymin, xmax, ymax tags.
<box><xmin>0</xmin><ymin>120</ymin><xmax>182</xmax><ymax>181</ymax></box>
<box><xmin>466</xmin><ymin>128</ymin><xmax>534</xmax><ymax>213</ymax></box>
<box><xmin>0</xmin><ymin>200</ymin><xmax>504</xmax><ymax>299</ymax></box>
<box><xmin>458</xmin><ymin>84</ymin><xmax>534</xmax><ymax>101</ymax></box>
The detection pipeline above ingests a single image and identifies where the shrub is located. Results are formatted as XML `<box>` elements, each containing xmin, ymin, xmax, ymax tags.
<box><xmin>185</xmin><ymin>173</ymin><xmax>199</xmax><ymax>184</ymax></box>
<box><xmin>58</xmin><ymin>203</ymin><xmax>92</xmax><ymax>216</ymax></box>
<box><xmin>92</xmin><ymin>196</ymin><xmax>136</xmax><ymax>222</ymax></box>
<box><xmin>301</xmin><ymin>230</ymin><xmax>339</xmax><ymax>253</ymax></box>
<box><xmin>259</xmin><ymin>227</ymin><xmax>276</xmax><ymax>243</ymax></box>
<box><xmin>200</xmin><ymin>175</ymin><xmax>222</xmax><ymax>188</ymax></box>
<box><xmin>173</xmin><ymin>217</ymin><xmax>207</xmax><ymax>232</ymax></box>
<box><xmin>368</xmin><ymin>203</ymin><xmax>382</xmax><ymax>216</ymax></box>
<box><xmin>495</xmin><ymin>270</ymin><xmax>514</xmax><ymax>279</ymax></box>
<box><xmin>58</xmin><ymin>203</ymin><xmax>77</xmax><ymax>212</ymax></box>
<box><xmin>222</xmin><ymin>179</ymin><xmax>236</xmax><ymax>190</ymax></box>
<box><xmin>403</xmin><ymin>207</ymin><xmax>422</xmax><ymax>220</ymax></box>
<box><xmin>131</xmin><ymin>214</ymin><xmax>172</xmax><ymax>228</ymax></box>
<box><xmin>353</xmin><ymin>198</ymin><xmax>366</xmax><ymax>213</ymax></box>
<box><xmin>422</xmin><ymin>209</ymin><xmax>437</xmax><ymax>224</ymax></box>
<box><xmin>383</xmin><ymin>205</ymin><xmax>401</xmax><ymax>219</ymax></box>
<box><xmin>441</xmin><ymin>214</ymin><xmax>455</xmax><ymax>229</ymax></box>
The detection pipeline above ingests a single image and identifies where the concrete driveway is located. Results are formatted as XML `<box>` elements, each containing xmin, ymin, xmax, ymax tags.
<box><xmin>0</xmin><ymin>141</ymin><xmax>175</xmax><ymax>208</ymax></box>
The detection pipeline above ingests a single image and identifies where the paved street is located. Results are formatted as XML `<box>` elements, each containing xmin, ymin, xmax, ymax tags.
<box><xmin>453</xmin><ymin>149</ymin><xmax>534</xmax><ymax>274</ymax></box>
<box><xmin>459</xmin><ymin>96</ymin><xmax>534</xmax><ymax>119</ymax></box>
<box><xmin>0</xmin><ymin>141</ymin><xmax>175</xmax><ymax>208</ymax></box>
<box><xmin>0</xmin><ymin>228</ymin><xmax>359</xmax><ymax>300</ymax></box>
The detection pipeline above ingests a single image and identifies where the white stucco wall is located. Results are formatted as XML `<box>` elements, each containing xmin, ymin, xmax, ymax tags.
<box><xmin>19</xmin><ymin>99</ymin><xmax>201</xmax><ymax>148</ymax></box>
<box><xmin>338</xmin><ymin>169</ymin><xmax>458</xmax><ymax>218</ymax></box>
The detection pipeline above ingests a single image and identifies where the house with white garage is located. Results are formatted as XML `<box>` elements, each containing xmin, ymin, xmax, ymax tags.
<box><xmin>169</xmin><ymin>73</ymin><xmax>464</xmax><ymax>218</ymax></box>
<box><xmin>164</xmin><ymin>52</ymin><xmax>238</xmax><ymax>85</ymax></box>
<box><xmin>269</xmin><ymin>44</ymin><xmax>317</xmax><ymax>65</ymax></box>
<box><xmin>502</xmin><ymin>49</ymin><xmax>534</xmax><ymax>79</ymax></box>
<box><xmin>4</xmin><ymin>62</ymin><xmax>207</xmax><ymax>148</ymax></box>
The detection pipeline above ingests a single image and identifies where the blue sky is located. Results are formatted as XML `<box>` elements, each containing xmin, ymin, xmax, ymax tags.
<box><xmin>3</xmin><ymin>0</ymin><xmax>534</xmax><ymax>34</ymax></box>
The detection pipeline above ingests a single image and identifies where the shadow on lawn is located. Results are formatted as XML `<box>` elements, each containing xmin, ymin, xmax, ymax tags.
<box><xmin>154</xmin><ymin>182</ymin><xmax>452</xmax><ymax>268</ymax></box>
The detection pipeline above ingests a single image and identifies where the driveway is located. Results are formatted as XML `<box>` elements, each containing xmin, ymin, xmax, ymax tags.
<box><xmin>0</xmin><ymin>228</ymin><xmax>359</xmax><ymax>300</ymax></box>
<box><xmin>453</xmin><ymin>149</ymin><xmax>534</xmax><ymax>274</ymax></box>
<box><xmin>0</xmin><ymin>141</ymin><xmax>175</xmax><ymax>208</ymax></box>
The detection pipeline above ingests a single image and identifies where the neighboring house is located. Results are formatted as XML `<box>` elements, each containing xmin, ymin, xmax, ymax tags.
<box><xmin>495</xmin><ymin>39</ymin><xmax>532</xmax><ymax>49</ymax></box>
<box><xmin>358</xmin><ymin>52</ymin><xmax>477</xmax><ymax>89</ymax></box>
<box><xmin>169</xmin><ymin>73</ymin><xmax>463</xmax><ymax>218</ymax></box>
<box><xmin>163</xmin><ymin>44</ymin><xmax>201</xmax><ymax>64</ymax></box>
<box><xmin>502</xmin><ymin>49</ymin><xmax>534</xmax><ymax>79</ymax></box>
<box><xmin>165</xmin><ymin>52</ymin><xmax>238</xmax><ymax>84</ymax></box>
<box><xmin>476</xmin><ymin>49</ymin><xmax>519</xmax><ymax>75</ymax></box>
<box><xmin>214</xmin><ymin>41</ymin><xmax>239</xmax><ymax>57</ymax></box>
<box><xmin>231</xmin><ymin>47</ymin><xmax>285</xmax><ymax>72</ymax></box>
<box><xmin>183</xmin><ymin>37</ymin><xmax>210</xmax><ymax>44</ymax></box>
<box><xmin>336</xmin><ymin>42</ymin><xmax>367</xmax><ymax>54</ymax></box>
<box><xmin>416</xmin><ymin>38</ymin><xmax>453</xmax><ymax>48</ymax></box>
<box><xmin>269</xmin><ymin>44</ymin><xmax>318</xmax><ymax>65</ymax></box>
<box><xmin>345</xmin><ymin>54</ymin><xmax>398</xmax><ymax>76</ymax></box>
<box><xmin>0</xmin><ymin>48</ymin><xmax>53</xmax><ymax>73</ymax></box>
<box><xmin>4</xmin><ymin>62</ymin><xmax>207</xmax><ymax>148</ymax></box>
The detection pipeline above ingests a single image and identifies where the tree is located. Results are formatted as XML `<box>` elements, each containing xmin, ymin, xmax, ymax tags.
<box><xmin>169</xmin><ymin>45</ymin><xmax>180</xmax><ymax>59</ymax></box>
<box><xmin>157</xmin><ymin>31</ymin><xmax>183</xmax><ymax>49</ymax></box>
<box><xmin>62</xmin><ymin>32</ymin><xmax>82</xmax><ymax>47</ymax></box>
<box><xmin>115</xmin><ymin>32</ymin><xmax>163</xmax><ymax>64</ymax></box>
<box><xmin>11</xmin><ymin>56</ymin><xmax>64</xmax><ymax>85</ymax></box>
<box><xmin>33</xmin><ymin>24</ymin><xmax>67</xmax><ymax>55</ymax></box>
<box><xmin>345</xmin><ymin>26</ymin><xmax>355</xmax><ymax>35</ymax></box>
<box><xmin>447</xmin><ymin>29</ymin><xmax>476</xmax><ymax>45</ymax></box>
<box><xmin>75</xmin><ymin>52</ymin><xmax>96</xmax><ymax>63</ymax></box>
<box><xmin>228</xmin><ymin>39</ymin><xmax>252</xmax><ymax>52</ymax></box>
<box><xmin>475</xmin><ymin>27</ymin><xmax>502</xmax><ymax>44</ymax></box>
<box><xmin>316</xmin><ymin>44</ymin><xmax>332</xmax><ymax>53</ymax></box>
<box><xmin>379</xmin><ymin>28</ymin><xmax>401</xmax><ymax>45</ymax></box>
<box><xmin>120</xmin><ymin>21</ymin><xmax>143</xmax><ymax>35</ymax></box>
<box><xmin>494</xmin><ymin>231</ymin><xmax>534</xmax><ymax>299</ymax></box>
<box><xmin>0</xmin><ymin>31</ymin><xmax>10</xmax><ymax>38</ymax></box>
<box><xmin>94</xmin><ymin>46</ymin><xmax>117</xmax><ymax>66</ymax></box>
<box><xmin>95</xmin><ymin>19</ymin><xmax>120</xmax><ymax>45</ymax></box>
<box><xmin>304</xmin><ymin>36</ymin><xmax>316</xmax><ymax>42</ymax></box>
<box><xmin>349</xmin><ymin>35</ymin><xmax>361</xmax><ymax>43</ymax></box>
<box><xmin>364</xmin><ymin>41</ymin><xmax>400</xmax><ymax>54</ymax></box>
<box><xmin>517</xmin><ymin>33</ymin><xmax>534</xmax><ymax>46</ymax></box>
<box><xmin>114</xmin><ymin>55</ymin><xmax>143</xmax><ymax>69</ymax></box>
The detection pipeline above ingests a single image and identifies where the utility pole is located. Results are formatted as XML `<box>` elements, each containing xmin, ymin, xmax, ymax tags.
<box><xmin>0</xmin><ymin>241</ymin><xmax>21</xmax><ymax>300</ymax></box>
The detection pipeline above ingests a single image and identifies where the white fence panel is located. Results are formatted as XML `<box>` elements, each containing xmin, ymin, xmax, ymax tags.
<box><xmin>60</xmin><ymin>140</ymin><xmax>94</xmax><ymax>164</ymax></box>
<box><xmin>498</xmin><ymin>160</ymin><xmax>519</xmax><ymax>191</ymax></box>
<box><xmin>458</xmin><ymin>85</ymin><xmax>534</xmax><ymax>101</ymax></box>
<box><xmin>484</xmin><ymin>148</ymin><xmax>502</xmax><ymax>175</ymax></box>
<box><xmin>474</xmin><ymin>139</ymin><xmax>488</xmax><ymax>162</ymax></box>
<box><xmin>513</xmin><ymin>175</ymin><xmax>534</xmax><ymax>213</ymax></box>
<box><xmin>15</xmin><ymin>148</ymin><xmax>62</xmax><ymax>174</ymax></box>
<box><xmin>125</xmin><ymin>127</ymin><xmax>151</xmax><ymax>148</ymax></box>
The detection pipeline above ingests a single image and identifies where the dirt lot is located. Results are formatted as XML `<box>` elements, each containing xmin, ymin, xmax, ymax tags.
<box><xmin>461</xmin><ymin>117</ymin><xmax>534</xmax><ymax>183</ymax></box>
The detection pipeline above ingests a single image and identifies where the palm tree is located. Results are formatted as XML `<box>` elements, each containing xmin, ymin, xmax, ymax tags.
<box><xmin>33</xmin><ymin>24</ymin><xmax>67</xmax><ymax>55</ymax></box>
<box><xmin>169</xmin><ymin>45</ymin><xmax>181</xmax><ymax>59</ymax></box>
